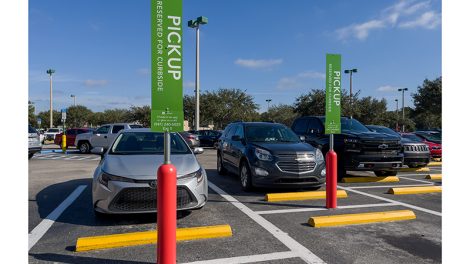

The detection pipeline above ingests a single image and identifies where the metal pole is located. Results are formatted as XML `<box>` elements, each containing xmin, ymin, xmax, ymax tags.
<box><xmin>164</xmin><ymin>131</ymin><xmax>171</xmax><ymax>164</ymax></box>
<box><xmin>402</xmin><ymin>90</ymin><xmax>405</xmax><ymax>132</ymax></box>
<box><xmin>395</xmin><ymin>99</ymin><xmax>399</xmax><ymax>131</ymax></box>
<box><xmin>329</xmin><ymin>134</ymin><xmax>334</xmax><ymax>151</ymax></box>
<box><xmin>195</xmin><ymin>26</ymin><xmax>200</xmax><ymax>131</ymax></box>
<box><xmin>349</xmin><ymin>71</ymin><xmax>352</xmax><ymax>119</ymax></box>
<box><xmin>49</xmin><ymin>74</ymin><xmax>53</xmax><ymax>128</ymax></box>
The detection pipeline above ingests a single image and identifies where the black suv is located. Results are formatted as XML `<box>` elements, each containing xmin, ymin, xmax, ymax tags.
<box><xmin>216</xmin><ymin>122</ymin><xmax>326</xmax><ymax>191</ymax></box>
<box><xmin>291</xmin><ymin>116</ymin><xmax>403</xmax><ymax>177</ymax></box>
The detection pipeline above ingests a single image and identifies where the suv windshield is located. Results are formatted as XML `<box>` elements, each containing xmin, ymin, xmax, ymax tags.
<box><xmin>110</xmin><ymin>132</ymin><xmax>191</xmax><ymax>155</ymax></box>
<box><xmin>319</xmin><ymin>117</ymin><xmax>370</xmax><ymax>133</ymax></box>
<box><xmin>47</xmin><ymin>128</ymin><xmax>59</xmax><ymax>133</ymax></box>
<box><xmin>401</xmin><ymin>134</ymin><xmax>423</xmax><ymax>142</ymax></box>
<box><xmin>367</xmin><ymin>126</ymin><xmax>400</xmax><ymax>136</ymax></box>
<box><xmin>245</xmin><ymin>125</ymin><xmax>300</xmax><ymax>143</ymax></box>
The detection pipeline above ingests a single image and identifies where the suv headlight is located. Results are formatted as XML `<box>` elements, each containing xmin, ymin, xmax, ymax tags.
<box><xmin>99</xmin><ymin>172</ymin><xmax>134</xmax><ymax>188</ymax></box>
<box><xmin>315</xmin><ymin>148</ymin><xmax>324</xmax><ymax>163</ymax></box>
<box><xmin>180</xmin><ymin>167</ymin><xmax>204</xmax><ymax>183</ymax></box>
<box><xmin>255</xmin><ymin>148</ymin><xmax>273</xmax><ymax>161</ymax></box>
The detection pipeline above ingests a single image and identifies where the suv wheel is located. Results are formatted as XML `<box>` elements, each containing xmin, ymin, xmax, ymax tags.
<box><xmin>239</xmin><ymin>161</ymin><xmax>253</xmax><ymax>191</ymax></box>
<box><xmin>374</xmin><ymin>171</ymin><xmax>398</xmax><ymax>177</ymax></box>
<box><xmin>217</xmin><ymin>153</ymin><xmax>227</xmax><ymax>175</ymax></box>
<box><xmin>79</xmin><ymin>142</ymin><xmax>91</xmax><ymax>154</ymax></box>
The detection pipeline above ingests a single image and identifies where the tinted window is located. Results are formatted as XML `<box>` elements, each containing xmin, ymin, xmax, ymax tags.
<box><xmin>66</xmin><ymin>129</ymin><xmax>77</xmax><ymax>135</ymax></box>
<box><xmin>319</xmin><ymin>117</ymin><xmax>370</xmax><ymax>133</ymax></box>
<box><xmin>245</xmin><ymin>125</ymin><xmax>300</xmax><ymax>143</ymax></box>
<box><xmin>307</xmin><ymin>119</ymin><xmax>323</xmax><ymax>134</ymax></box>
<box><xmin>112</xmin><ymin>125</ymin><xmax>125</xmax><ymax>134</ymax></box>
<box><xmin>28</xmin><ymin>125</ymin><xmax>37</xmax><ymax>133</ymax></box>
<box><xmin>234</xmin><ymin>125</ymin><xmax>244</xmax><ymax>138</ymax></box>
<box><xmin>292</xmin><ymin>119</ymin><xmax>309</xmax><ymax>133</ymax></box>
<box><xmin>224</xmin><ymin>125</ymin><xmax>236</xmax><ymax>138</ymax></box>
<box><xmin>77</xmin><ymin>129</ymin><xmax>92</xmax><ymax>134</ymax></box>
<box><xmin>402</xmin><ymin>134</ymin><xmax>424</xmax><ymax>142</ymax></box>
<box><xmin>129</xmin><ymin>124</ymin><xmax>143</xmax><ymax>129</ymax></box>
<box><xmin>47</xmin><ymin>128</ymin><xmax>60</xmax><ymax>133</ymax></box>
<box><xmin>110</xmin><ymin>132</ymin><xmax>190</xmax><ymax>154</ymax></box>
<box><xmin>368</xmin><ymin>126</ymin><xmax>399</xmax><ymax>136</ymax></box>
<box><xmin>96</xmin><ymin>125</ymin><xmax>110</xmax><ymax>134</ymax></box>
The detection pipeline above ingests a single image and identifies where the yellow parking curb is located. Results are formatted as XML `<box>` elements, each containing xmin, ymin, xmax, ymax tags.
<box><xmin>265</xmin><ymin>190</ymin><xmax>347</xmax><ymax>202</ymax></box>
<box><xmin>341</xmin><ymin>176</ymin><xmax>399</xmax><ymax>183</ymax></box>
<box><xmin>427</xmin><ymin>162</ymin><xmax>442</xmax><ymax>167</ymax></box>
<box><xmin>308</xmin><ymin>210</ymin><xmax>416</xmax><ymax>228</ymax></box>
<box><xmin>432</xmin><ymin>158</ymin><xmax>442</xmax><ymax>162</ymax></box>
<box><xmin>76</xmin><ymin>224</ymin><xmax>232</xmax><ymax>252</ymax></box>
<box><xmin>400</xmin><ymin>167</ymin><xmax>430</xmax><ymax>172</ymax></box>
<box><xmin>387</xmin><ymin>186</ymin><xmax>442</xmax><ymax>195</ymax></box>
<box><xmin>425</xmin><ymin>174</ymin><xmax>442</xmax><ymax>180</ymax></box>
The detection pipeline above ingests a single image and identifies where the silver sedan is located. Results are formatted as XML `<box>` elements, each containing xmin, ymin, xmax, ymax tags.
<box><xmin>91</xmin><ymin>128</ymin><xmax>208</xmax><ymax>214</ymax></box>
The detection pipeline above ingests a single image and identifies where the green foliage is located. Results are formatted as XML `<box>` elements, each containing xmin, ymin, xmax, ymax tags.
<box><xmin>37</xmin><ymin>110</ymin><xmax>61</xmax><ymax>129</ymax></box>
<box><xmin>28</xmin><ymin>101</ymin><xmax>37</xmax><ymax>127</ymax></box>
<box><xmin>260</xmin><ymin>104</ymin><xmax>298</xmax><ymax>127</ymax></box>
<box><xmin>129</xmin><ymin>105</ymin><xmax>151</xmax><ymax>127</ymax></box>
<box><xmin>410</xmin><ymin>77</ymin><xmax>442</xmax><ymax>129</ymax></box>
<box><xmin>67</xmin><ymin>105</ymin><xmax>93</xmax><ymax>128</ymax></box>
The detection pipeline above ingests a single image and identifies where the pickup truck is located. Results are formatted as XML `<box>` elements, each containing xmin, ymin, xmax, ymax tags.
<box><xmin>74</xmin><ymin>123</ymin><xmax>143</xmax><ymax>153</ymax></box>
<box><xmin>44</xmin><ymin>128</ymin><xmax>63</xmax><ymax>141</ymax></box>
<box><xmin>292</xmin><ymin>116</ymin><xmax>404</xmax><ymax>179</ymax></box>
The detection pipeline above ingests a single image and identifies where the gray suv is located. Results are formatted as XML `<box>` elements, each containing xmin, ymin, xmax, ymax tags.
<box><xmin>216</xmin><ymin>122</ymin><xmax>326</xmax><ymax>191</ymax></box>
<box><xmin>75</xmin><ymin>123</ymin><xmax>143</xmax><ymax>153</ymax></box>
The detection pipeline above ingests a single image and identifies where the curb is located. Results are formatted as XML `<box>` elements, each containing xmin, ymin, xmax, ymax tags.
<box><xmin>308</xmin><ymin>210</ymin><xmax>416</xmax><ymax>228</ymax></box>
<box><xmin>341</xmin><ymin>176</ymin><xmax>399</xmax><ymax>183</ymax></box>
<box><xmin>387</xmin><ymin>186</ymin><xmax>442</xmax><ymax>195</ymax></box>
<box><xmin>265</xmin><ymin>190</ymin><xmax>347</xmax><ymax>202</ymax></box>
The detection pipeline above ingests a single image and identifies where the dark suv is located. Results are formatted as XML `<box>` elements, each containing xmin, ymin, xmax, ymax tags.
<box><xmin>216</xmin><ymin>122</ymin><xmax>326</xmax><ymax>191</ymax></box>
<box><xmin>291</xmin><ymin>116</ymin><xmax>403</xmax><ymax>177</ymax></box>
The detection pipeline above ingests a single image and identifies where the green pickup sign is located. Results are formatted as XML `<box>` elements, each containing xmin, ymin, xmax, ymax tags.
<box><xmin>325</xmin><ymin>54</ymin><xmax>342</xmax><ymax>134</ymax></box>
<box><xmin>151</xmin><ymin>0</ymin><xmax>184</xmax><ymax>132</ymax></box>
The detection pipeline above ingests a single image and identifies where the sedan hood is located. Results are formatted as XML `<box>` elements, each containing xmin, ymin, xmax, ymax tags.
<box><xmin>101</xmin><ymin>154</ymin><xmax>200</xmax><ymax>180</ymax></box>
<box><xmin>251</xmin><ymin>142</ymin><xmax>315</xmax><ymax>154</ymax></box>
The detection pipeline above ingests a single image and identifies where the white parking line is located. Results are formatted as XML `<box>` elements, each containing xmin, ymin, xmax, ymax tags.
<box><xmin>348</xmin><ymin>184</ymin><xmax>434</xmax><ymax>189</ymax></box>
<box><xmin>29</xmin><ymin>185</ymin><xmax>87</xmax><ymax>251</ymax></box>
<box><xmin>208</xmin><ymin>181</ymin><xmax>325</xmax><ymax>264</ymax></box>
<box><xmin>398</xmin><ymin>176</ymin><xmax>435</xmax><ymax>184</ymax></box>
<box><xmin>337</xmin><ymin>185</ymin><xmax>442</xmax><ymax>216</ymax></box>
<box><xmin>256</xmin><ymin>203</ymin><xmax>398</xmax><ymax>215</ymax></box>
<box><xmin>181</xmin><ymin>251</ymin><xmax>298</xmax><ymax>264</ymax></box>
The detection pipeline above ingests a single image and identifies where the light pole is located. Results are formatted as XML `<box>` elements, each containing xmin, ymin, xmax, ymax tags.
<box><xmin>188</xmin><ymin>16</ymin><xmax>208</xmax><ymax>130</ymax></box>
<box><xmin>70</xmin><ymin>94</ymin><xmax>76</xmax><ymax>106</ymax></box>
<box><xmin>46</xmin><ymin>69</ymin><xmax>55</xmax><ymax>128</ymax></box>
<box><xmin>398</xmin><ymin>88</ymin><xmax>408</xmax><ymax>132</ymax></box>
<box><xmin>344</xmin><ymin>68</ymin><xmax>358</xmax><ymax>118</ymax></box>
<box><xmin>395</xmin><ymin>99</ymin><xmax>399</xmax><ymax>131</ymax></box>
<box><xmin>266</xmin><ymin>99</ymin><xmax>272</xmax><ymax>111</ymax></box>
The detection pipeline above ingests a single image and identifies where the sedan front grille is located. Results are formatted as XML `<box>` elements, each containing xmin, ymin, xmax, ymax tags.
<box><xmin>276</xmin><ymin>153</ymin><xmax>316</xmax><ymax>173</ymax></box>
<box><xmin>109</xmin><ymin>187</ymin><xmax>196</xmax><ymax>212</ymax></box>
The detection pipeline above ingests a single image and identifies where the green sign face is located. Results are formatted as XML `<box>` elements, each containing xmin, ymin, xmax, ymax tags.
<box><xmin>325</xmin><ymin>54</ymin><xmax>341</xmax><ymax>134</ymax></box>
<box><xmin>151</xmin><ymin>0</ymin><xmax>184</xmax><ymax>132</ymax></box>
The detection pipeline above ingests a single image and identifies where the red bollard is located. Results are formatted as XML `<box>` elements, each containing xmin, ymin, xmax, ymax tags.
<box><xmin>157</xmin><ymin>164</ymin><xmax>177</xmax><ymax>264</ymax></box>
<box><xmin>326</xmin><ymin>150</ymin><xmax>337</xmax><ymax>209</ymax></box>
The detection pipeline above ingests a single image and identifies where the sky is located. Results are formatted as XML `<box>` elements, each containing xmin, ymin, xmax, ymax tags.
<box><xmin>28</xmin><ymin>0</ymin><xmax>442</xmax><ymax>114</ymax></box>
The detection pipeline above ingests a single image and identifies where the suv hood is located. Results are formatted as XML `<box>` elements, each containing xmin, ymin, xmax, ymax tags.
<box><xmin>101</xmin><ymin>153</ymin><xmax>200</xmax><ymax>180</ymax></box>
<box><xmin>343</xmin><ymin>131</ymin><xmax>401</xmax><ymax>141</ymax></box>
<box><xmin>251</xmin><ymin>142</ymin><xmax>315</xmax><ymax>154</ymax></box>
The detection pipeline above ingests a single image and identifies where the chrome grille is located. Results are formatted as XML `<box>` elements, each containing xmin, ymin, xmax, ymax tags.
<box><xmin>109</xmin><ymin>187</ymin><xmax>196</xmax><ymax>212</ymax></box>
<box><xmin>275</xmin><ymin>153</ymin><xmax>316</xmax><ymax>173</ymax></box>
<box><xmin>404</xmin><ymin>145</ymin><xmax>429</xmax><ymax>152</ymax></box>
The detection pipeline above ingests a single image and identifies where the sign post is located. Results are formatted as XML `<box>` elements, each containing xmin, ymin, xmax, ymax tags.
<box><xmin>151</xmin><ymin>0</ymin><xmax>184</xmax><ymax>263</ymax></box>
<box><xmin>61</xmin><ymin>108</ymin><xmax>67</xmax><ymax>152</ymax></box>
<box><xmin>325</xmin><ymin>54</ymin><xmax>341</xmax><ymax>209</ymax></box>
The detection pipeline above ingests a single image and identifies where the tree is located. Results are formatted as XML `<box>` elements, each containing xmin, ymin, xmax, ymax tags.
<box><xmin>100</xmin><ymin>108</ymin><xmax>131</xmax><ymax>124</ymax></box>
<box><xmin>129</xmin><ymin>105</ymin><xmax>151</xmax><ymax>127</ymax></box>
<box><xmin>260</xmin><ymin>104</ymin><xmax>298</xmax><ymax>127</ymax></box>
<box><xmin>37</xmin><ymin>110</ymin><xmax>61</xmax><ymax>129</ymax></box>
<box><xmin>293</xmin><ymin>89</ymin><xmax>360</xmax><ymax>117</ymax></box>
<box><xmin>183</xmin><ymin>95</ymin><xmax>195</xmax><ymax>128</ymax></box>
<box><xmin>28</xmin><ymin>101</ymin><xmax>37</xmax><ymax>127</ymax></box>
<box><xmin>353</xmin><ymin>96</ymin><xmax>388</xmax><ymax>125</ymax></box>
<box><xmin>410</xmin><ymin>77</ymin><xmax>441</xmax><ymax>129</ymax></box>
<box><xmin>67</xmin><ymin>105</ymin><xmax>93</xmax><ymax>128</ymax></box>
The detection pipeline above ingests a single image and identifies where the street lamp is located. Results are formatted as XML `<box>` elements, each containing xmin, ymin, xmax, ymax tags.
<box><xmin>46</xmin><ymin>69</ymin><xmax>55</xmax><ymax>128</ymax></box>
<box><xmin>70</xmin><ymin>94</ymin><xmax>76</xmax><ymax>106</ymax></box>
<box><xmin>344</xmin><ymin>68</ymin><xmax>358</xmax><ymax>118</ymax></box>
<box><xmin>266</xmin><ymin>99</ymin><xmax>272</xmax><ymax>111</ymax></box>
<box><xmin>398</xmin><ymin>88</ymin><xmax>408</xmax><ymax>132</ymax></box>
<box><xmin>188</xmin><ymin>16</ymin><xmax>208</xmax><ymax>130</ymax></box>
<box><xmin>395</xmin><ymin>99</ymin><xmax>399</xmax><ymax>131</ymax></box>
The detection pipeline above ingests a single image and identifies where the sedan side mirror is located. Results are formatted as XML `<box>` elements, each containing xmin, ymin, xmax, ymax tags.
<box><xmin>193</xmin><ymin>147</ymin><xmax>204</xmax><ymax>155</ymax></box>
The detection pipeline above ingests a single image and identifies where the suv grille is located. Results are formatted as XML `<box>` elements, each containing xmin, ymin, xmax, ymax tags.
<box><xmin>404</xmin><ymin>145</ymin><xmax>428</xmax><ymax>152</ymax></box>
<box><xmin>361</xmin><ymin>140</ymin><xmax>402</xmax><ymax>153</ymax></box>
<box><xmin>276</xmin><ymin>153</ymin><xmax>316</xmax><ymax>173</ymax></box>
<box><xmin>109</xmin><ymin>187</ymin><xmax>196</xmax><ymax>212</ymax></box>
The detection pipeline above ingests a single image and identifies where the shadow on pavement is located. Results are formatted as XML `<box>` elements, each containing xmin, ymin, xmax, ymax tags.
<box><xmin>29</xmin><ymin>253</ymin><xmax>152</xmax><ymax>264</ymax></box>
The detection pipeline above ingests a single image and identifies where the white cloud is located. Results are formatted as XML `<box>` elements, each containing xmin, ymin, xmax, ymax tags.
<box><xmin>277</xmin><ymin>70</ymin><xmax>325</xmax><ymax>90</ymax></box>
<box><xmin>399</xmin><ymin>11</ymin><xmax>441</xmax><ymax>29</ymax></box>
<box><xmin>377</xmin><ymin>85</ymin><xmax>400</xmax><ymax>92</ymax></box>
<box><xmin>84</xmin><ymin>79</ymin><xmax>108</xmax><ymax>87</ymax></box>
<box><xmin>136</xmin><ymin>68</ymin><xmax>149</xmax><ymax>75</ymax></box>
<box><xmin>235</xmin><ymin>58</ymin><xmax>283</xmax><ymax>69</ymax></box>
<box><xmin>336</xmin><ymin>0</ymin><xmax>440</xmax><ymax>41</ymax></box>
<box><xmin>184</xmin><ymin>81</ymin><xmax>195</xmax><ymax>90</ymax></box>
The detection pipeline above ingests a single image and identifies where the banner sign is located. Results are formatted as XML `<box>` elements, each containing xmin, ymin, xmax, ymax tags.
<box><xmin>325</xmin><ymin>54</ymin><xmax>342</xmax><ymax>134</ymax></box>
<box><xmin>151</xmin><ymin>0</ymin><xmax>184</xmax><ymax>132</ymax></box>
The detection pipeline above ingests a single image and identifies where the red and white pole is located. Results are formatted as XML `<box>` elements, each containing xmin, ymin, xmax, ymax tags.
<box><xmin>157</xmin><ymin>132</ymin><xmax>176</xmax><ymax>264</ymax></box>
<box><xmin>326</xmin><ymin>134</ymin><xmax>337</xmax><ymax>209</ymax></box>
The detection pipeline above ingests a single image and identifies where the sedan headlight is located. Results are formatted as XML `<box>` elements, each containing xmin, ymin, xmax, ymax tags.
<box><xmin>99</xmin><ymin>172</ymin><xmax>134</xmax><ymax>188</ymax></box>
<box><xmin>255</xmin><ymin>148</ymin><xmax>273</xmax><ymax>161</ymax></box>
<box><xmin>314</xmin><ymin>148</ymin><xmax>324</xmax><ymax>163</ymax></box>
<box><xmin>180</xmin><ymin>167</ymin><xmax>204</xmax><ymax>183</ymax></box>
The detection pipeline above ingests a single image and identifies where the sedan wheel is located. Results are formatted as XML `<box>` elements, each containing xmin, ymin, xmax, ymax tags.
<box><xmin>79</xmin><ymin>142</ymin><xmax>91</xmax><ymax>154</ymax></box>
<box><xmin>239</xmin><ymin>162</ymin><xmax>253</xmax><ymax>191</ymax></box>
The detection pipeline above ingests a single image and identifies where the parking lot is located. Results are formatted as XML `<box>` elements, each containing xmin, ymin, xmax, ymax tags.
<box><xmin>28</xmin><ymin>147</ymin><xmax>442</xmax><ymax>264</ymax></box>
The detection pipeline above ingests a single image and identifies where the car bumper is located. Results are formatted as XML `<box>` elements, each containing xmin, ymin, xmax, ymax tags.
<box><xmin>249</xmin><ymin>159</ymin><xmax>326</xmax><ymax>188</ymax></box>
<box><xmin>28</xmin><ymin>146</ymin><xmax>42</xmax><ymax>154</ymax></box>
<box><xmin>92</xmin><ymin>171</ymin><xmax>208</xmax><ymax>214</ymax></box>
<box><xmin>343</xmin><ymin>153</ymin><xmax>403</xmax><ymax>171</ymax></box>
<box><xmin>404</xmin><ymin>151</ymin><xmax>430</xmax><ymax>167</ymax></box>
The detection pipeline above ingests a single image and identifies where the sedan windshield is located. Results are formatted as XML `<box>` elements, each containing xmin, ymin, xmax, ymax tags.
<box><xmin>245</xmin><ymin>125</ymin><xmax>300</xmax><ymax>143</ymax></box>
<box><xmin>110</xmin><ymin>132</ymin><xmax>191</xmax><ymax>155</ymax></box>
